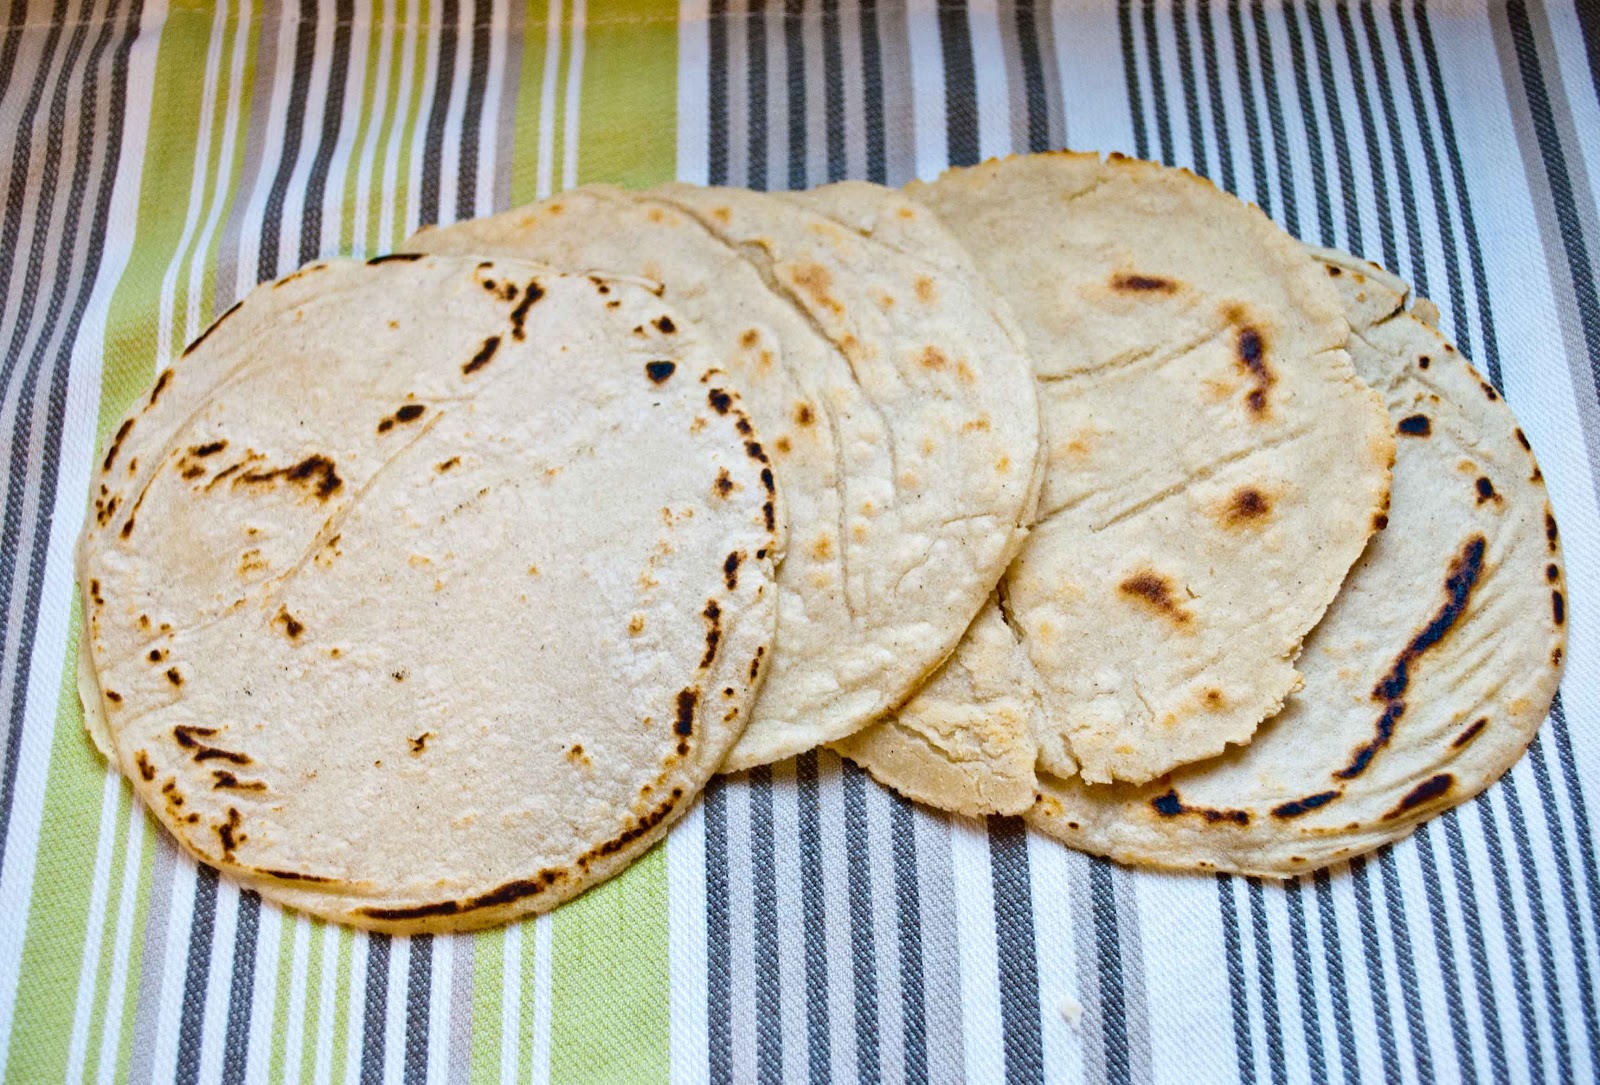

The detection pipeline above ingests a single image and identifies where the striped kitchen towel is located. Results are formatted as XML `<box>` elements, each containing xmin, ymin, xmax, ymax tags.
<box><xmin>0</xmin><ymin>0</ymin><xmax>1596</xmax><ymax>1082</ymax></box>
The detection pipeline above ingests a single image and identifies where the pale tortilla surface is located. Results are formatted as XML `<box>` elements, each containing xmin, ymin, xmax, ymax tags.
<box><xmin>409</xmin><ymin>183</ymin><xmax>1041</xmax><ymax>769</ymax></box>
<box><xmin>904</xmin><ymin>152</ymin><xmax>1394</xmax><ymax>786</ymax></box>
<box><xmin>1028</xmin><ymin>248</ymin><xmax>1566</xmax><ymax>875</ymax></box>
<box><xmin>78</xmin><ymin>255</ymin><xmax>781</xmax><ymax>932</ymax></box>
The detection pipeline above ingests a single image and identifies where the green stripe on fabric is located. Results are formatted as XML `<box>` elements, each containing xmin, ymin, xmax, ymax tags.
<box><xmin>548</xmin><ymin>844</ymin><xmax>672</xmax><ymax>1085</ymax></box>
<box><xmin>197</xmin><ymin>0</ymin><xmax>261</xmax><ymax>314</ymax></box>
<box><xmin>79</xmin><ymin>778</ymin><xmax>135</xmax><ymax>1080</ymax></box>
<box><xmin>295</xmin><ymin>923</ymin><xmax>328</xmax><ymax>1085</ymax></box>
<box><xmin>327</xmin><ymin>928</ymin><xmax>355</xmax><ymax>1084</ymax></box>
<box><xmin>264</xmin><ymin>916</ymin><xmax>296</xmax><ymax>1085</ymax></box>
<box><xmin>4</xmin><ymin>609</ymin><xmax>103</xmax><ymax>1084</ymax></box>
<box><xmin>575</xmin><ymin>0</ymin><xmax>677</xmax><ymax>188</ymax></box>
<box><xmin>341</xmin><ymin>15</ymin><xmax>388</xmax><ymax>255</ymax></box>
<box><xmin>114</xmin><ymin>819</ymin><xmax>158</xmax><ymax>1085</ymax></box>
<box><xmin>467</xmin><ymin>929</ymin><xmax>505</xmax><ymax>1084</ymax></box>
<box><xmin>389</xmin><ymin>0</ymin><xmax>432</xmax><ymax>246</ymax></box>
<box><xmin>508</xmin><ymin>0</ymin><xmax>551</xmax><ymax>205</ymax></box>
<box><xmin>543</xmin><ymin>8</ymin><xmax>678</xmax><ymax>1077</ymax></box>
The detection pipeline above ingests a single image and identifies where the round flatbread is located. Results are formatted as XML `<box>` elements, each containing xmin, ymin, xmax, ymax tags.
<box><xmin>1028</xmin><ymin>247</ymin><xmax>1567</xmax><ymax>875</ymax></box>
<box><xmin>904</xmin><ymin>152</ymin><xmax>1394</xmax><ymax>787</ymax></box>
<box><xmin>408</xmin><ymin>182</ymin><xmax>1041</xmax><ymax>769</ymax></box>
<box><xmin>78</xmin><ymin>254</ymin><xmax>781</xmax><ymax>932</ymax></box>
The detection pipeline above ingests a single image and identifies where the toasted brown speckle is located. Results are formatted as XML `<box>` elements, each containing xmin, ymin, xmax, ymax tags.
<box><xmin>1111</xmin><ymin>272</ymin><xmax>1178</xmax><ymax>293</ymax></box>
<box><xmin>1119</xmin><ymin>571</ymin><xmax>1192</xmax><ymax>626</ymax></box>
<box><xmin>1222</xmin><ymin>487</ymin><xmax>1271</xmax><ymax>527</ymax></box>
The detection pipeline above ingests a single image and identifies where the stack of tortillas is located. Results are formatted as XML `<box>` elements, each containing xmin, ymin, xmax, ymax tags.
<box><xmin>77</xmin><ymin>151</ymin><xmax>1565</xmax><ymax>933</ymax></box>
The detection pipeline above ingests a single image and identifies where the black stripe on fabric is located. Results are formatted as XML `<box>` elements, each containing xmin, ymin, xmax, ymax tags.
<box><xmin>0</xmin><ymin>0</ymin><xmax>66</xmax><ymax>327</ymax></box>
<box><xmin>360</xmin><ymin>934</ymin><xmax>392</xmax><ymax>1085</ymax></box>
<box><xmin>1245</xmin><ymin>879</ymin><xmax>1287</xmax><ymax>1085</ymax></box>
<box><xmin>220</xmin><ymin>891</ymin><xmax>261</xmax><ymax>1085</ymax></box>
<box><xmin>841</xmin><ymin>759</ymin><xmax>881</xmax><ymax>1084</ymax></box>
<box><xmin>0</xmin><ymin>0</ymin><xmax>34</xmax><ymax>110</ymax></box>
<box><xmin>1334</xmin><ymin>2</ymin><xmax>1395</xmax><ymax>268</ymax></box>
<box><xmin>889</xmin><ymin>793</ymin><xmax>927</xmax><ymax>1085</ymax></box>
<box><xmin>1216</xmin><ymin>875</ymin><xmax>1256</xmax><ymax>1085</ymax></box>
<box><xmin>0</xmin><ymin>0</ymin><xmax>78</xmax><ymax>869</ymax></box>
<box><xmin>1348</xmin><ymin>858</ymin><xmax>1402</xmax><ymax>1083</ymax></box>
<box><xmin>857</xmin><ymin>0</ymin><xmax>885</xmax><ymax>183</ymax></box>
<box><xmin>1412</xmin><ymin>3</ymin><xmax>1499</xmax><ymax>380</ymax></box>
<box><xmin>404</xmin><ymin>935</ymin><xmax>433</xmax><ymax>1085</ymax></box>
<box><xmin>1578</xmin><ymin>0</ymin><xmax>1600</xmax><ymax>111</ymax></box>
<box><xmin>1412</xmin><ymin>829</ymin><xmax>1476</xmax><ymax>1085</ymax></box>
<box><xmin>1140</xmin><ymin>0</ymin><xmax>1174</xmax><ymax>163</ymax></box>
<box><xmin>2</xmin><ymin>0</ymin><xmax>119</xmax><ymax>862</ymax></box>
<box><xmin>1248</xmin><ymin>0</ymin><xmax>1297</xmax><ymax>235</ymax></box>
<box><xmin>1387</xmin><ymin>5</ymin><xmax>1470</xmax><ymax>357</ymax></box>
<box><xmin>1282</xmin><ymin>5</ymin><xmax>1331</xmax><ymax>244</ymax></box>
<box><xmin>1171</xmin><ymin>0</ymin><xmax>1210</xmax><ymax>175</ymax></box>
<box><xmin>747</xmin><ymin>0</ymin><xmax>769</xmax><ymax>190</ymax></box>
<box><xmin>455</xmin><ymin>0</ymin><xmax>493</xmax><ymax>221</ymax></box>
<box><xmin>1500</xmin><ymin>772</ymin><xmax>1573</xmax><ymax>1078</ymax></box>
<box><xmin>298</xmin><ymin>0</ymin><xmax>354</xmax><ymax>265</ymax></box>
<box><xmin>937</xmin><ymin>0</ymin><xmax>978</xmax><ymax>167</ymax></box>
<box><xmin>0</xmin><ymin>0</ymin><xmax>137</xmax><ymax>874</ymax></box>
<box><xmin>257</xmin><ymin>0</ymin><xmax>318</xmax><ymax>281</ymax></box>
<box><xmin>750</xmin><ymin>766</ymin><xmax>782</xmax><ymax>1085</ymax></box>
<box><xmin>989</xmin><ymin>817</ymin><xmax>1043</xmax><ymax>1085</ymax></box>
<box><xmin>1441</xmin><ymin>809</ymin><xmax>1510</xmax><ymax>1082</ymax></box>
<box><xmin>1197</xmin><ymin>0</ymin><xmax>1236</xmax><ymax>194</ymax></box>
<box><xmin>1014</xmin><ymin>0</ymin><xmax>1051</xmax><ymax>154</ymax></box>
<box><xmin>1225</xmin><ymin>0</ymin><xmax>1270</xmax><ymax>212</ymax></box>
<box><xmin>1541</xmin><ymin>695</ymin><xmax>1600</xmax><ymax>1060</ymax></box>
<box><xmin>1304</xmin><ymin>1</ymin><xmax>1359</xmax><ymax>252</ymax></box>
<box><xmin>1475</xmin><ymin>795</ymin><xmax>1545</xmax><ymax>1085</ymax></box>
<box><xmin>1356</xmin><ymin>2</ymin><xmax>1424</xmax><ymax>289</ymax></box>
<box><xmin>1282</xmin><ymin>880</ymin><xmax>1328</xmax><ymax>1084</ymax></box>
<box><xmin>1091</xmin><ymin>859</ymin><xmax>1132</xmax><ymax>1085</ymax></box>
<box><xmin>708</xmin><ymin>0</ymin><xmax>729</xmax><ymax>184</ymax></box>
<box><xmin>1311</xmin><ymin>870</ymin><xmax>1362</xmax><ymax>1085</ymax></box>
<box><xmin>419</xmin><ymin>0</ymin><xmax>460</xmax><ymax>222</ymax></box>
<box><xmin>704</xmin><ymin>777</ymin><xmax>733</xmax><ymax>1085</ymax></box>
<box><xmin>1118</xmin><ymin>0</ymin><xmax>1149</xmax><ymax>160</ymax></box>
<box><xmin>783</xmin><ymin>0</ymin><xmax>805</xmax><ymax>191</ymax></box>
<box><xmin>794</xmin><ymin>752</ymin><xmax>831</xmax><ymax>1083</ymax></box>
<box><xmin>176</xmin><ymin>865</ymin><xmax>221</xmax><ymax>1085</ymax></box>
<box><xmin>820</xmin><ymin>0</ymin><xmax>844</xmax><ymax>182</ymax></box>
<box><xmin>1376</xmin><ymin>849</ymin><xmax>1435</xmax><ymax>1085</ymax></box>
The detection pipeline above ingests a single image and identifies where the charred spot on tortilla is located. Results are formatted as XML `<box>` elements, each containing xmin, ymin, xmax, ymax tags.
<box><xmin>724</xmin><ymin>551</ymin><xmax>742</xmax><ymax>590</ymax></box>
<box><xmin>1270</xmin><ymin>790</ymin><xmax>1341</xmax><ymax>819</ymax></box>
<box><xmin>1398</xmin><ymin>414</ymin><xmax>1431</xmax><ymax>437</ymax></box>
<box><xmin>655</xmin><ymin>316</ymin><xmax>676</xmax><ymax>333</ymax></box>
<box><xmin>181</xmin><ymin>299</ymin><xmax>243</xmax><ymax>359</ymax></box>
<box><xmin>508</xmin><ymin>281</ymin><xmax>545</xmax><ymax>340</ymax></box>
<box><xmin>1453</xmin><ymin>718</ymin><xmax>1488</xmax><ymax>748</ymax></box>
<box><xmin>646</xmin><ymin>360</ymin><xmax>676</xmax><ymax>384</ymax></box>
<box><xmin>1110</xmin><ymin>272</ymin><xmax>1178</xmax><ymax>293</ymax></box>
<box><xmin>1553</xmin><ymin>591</ymin><xmax>1565</xmax><ymax>625</ymax></box>
<box><xmin>1150</xmin><ymin>789</ymin><xmax>1250</xmax><ymax>825</ymax></box>
<box><xmin>708</xmin><ymin>388</ymin><xmax>733</xmax><ymax>414</ymax></box>
<box><xmin>366</xmin><ymin>252</ymin><xmax>422</xmax><ymax>265</ymax></box>
<box><xmin>1382</xmin><ymin>773</ymin><xmax>1453</xmax><ymax>820</ymax></box>
<box><xmin>1475</xmin><ymin>477</ymin><xmax>1499</xmax><ymax>504</ymax></box>
<box><xmin>463</xmin><ymin>336</ymin><xmax>500</xmax><ymax>375</ymax></box>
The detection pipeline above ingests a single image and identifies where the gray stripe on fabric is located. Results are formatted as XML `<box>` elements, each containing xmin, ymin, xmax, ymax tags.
<box><xmin>299</xmin><ymin>0</ymin><xmax>354</xmax><ymax>262</ymax></box>
<box><xmin>766</xmin><ymin>760</ymin><xmax>810</xmax><ymax>1085</ymax></box>
<box><xmin>912</xmin><ymin>803</ymin><xmax>963</xmax><ymax>1085</ymax></box>
<box><xmin>216</xmin><ymin>0</ymin><xmax>284</xmax><ymax>295</ymax></box>
<box><xmin>129</xmin><ymin>840</ymin><xmax>180</xmax><ymax>1085</ymax></box>
<box><xmin>1333</xmin><ymin>2</ymin><xmax>1394</xmax><ymax>267</ymax></box>
<box><xmin>1217</xmin><ymin>876</ymin><xmax>1255</xmax><ymax>1085</ymax></box>
<box><xmin>1303</xmin><ymin>1</ymin><xmax>1358</xmax><ymax>251</ymax></box>
<box><xmin>783</xmin><ymin>0</ymin><xmax>808</xmax><ymax>191</ymax></box>
<box><xmin>875</xmin><ymin>0</ymin><xmax>915</xmax><ymax>185</ymax></box>
<box><xmin>841</xmin><ymin>758</ymin><xmax>882</xmax><ymax>1084</ymax></box>
<box><xmin>175</xmin><ymin>865</ymin><xmax>220</xmax><ymax>1085</ymax></box>
<box><xmin>745</xmin><ymin>0</ymin><xmax>769</xmax><ymax>189</ymax></box>
<box><xmin>1356</xmin><ymin>2</ymin><xmax>1423</xmax><ymax>286</ymax></box>
<box><xmin>988</xmin><ymin>818</ymin><xmax>1042</xmax><ymax>1085</ymax></box>
<box><xmin>1198</xmin><ymin>0</ymin><xmax>1237</xmax><ymax>193</ymax></box>
<box><xmin>417</xmin><ymin>0</ymin><xmax>457</xmax><ymax>222</ymax></box>
<box><xmin>819</xmin><ymin>0</ymin><xmax>845</xmax><ymax>181</ymax></box>
<box><xmin>1245</xmin><ymin>879</ymin><xmax>1287</xmax><ymax>1085</ymax></box>
<box><xmin>750</xmin><ymin>765</ymin><xmax>782</xmax><ymax>1085</ymax></box>
<box><xmin>0</xmin><ymin>0</ymin><xmax>34</xmax><ymax>109</ymax></box>
<box><xmin>1281</xmin><ymin>4</ymin><xmax>1329</xmax><ymax>242</ymax></box>
<box><xmin>454</xmin><ymin>0</ymin><xmax>491</xmax><ymax>219</ymax></box>
<box><xmin>863</xmin><ymin>772</ymin><xmax>906</xmax><ymax>1085</ymax></box>
<box><xmin>794</xmin><ymin>751</ymin><xmax>833</xmax><ymax>1084</ymax></box>
<box><xmin>937</xmin><ymin>0</ymin><xmax>977</xmax><ymax>166</ymax></box>
<box><xmin>834</xmin><ymin>0</ymin><xmax>869</xmax><ymax>182</ymax></box>
<box><xmin>726</xmin><ymin>0</ymin><xmax>753</xmax><ymax>188</ymax></box>
<box><xmin>890</xmin><ymin>793</ymin><xmax>927</xmax><ymax>1085</ymax></box>
<box><xmin>1282</xmin><ymin>880</ymin><xmax>1328</xmax><ymax>1085</ymax></box>
<box><xmin>1225</xmin><ymin>0</ymin><xmax>1270</xmax><ymax>210</ymax></box>
<box><xmin>725</xmin><ymin>773</ymin><xmax>758</xmax><ymax>1085</ymax></box>
<box><xmin>492</xmin><ymin>0</ymin><xmax>523</xmax><ymax>209</ymax></box>
<box><xmin>1311</xmin><ymin>870</ymin><xmax>1362</xmax><ymax>1085</ymax></box>
<box><xmin>1139</xmin><ymin>0</ymin><xmax>1174</xmax><ymax>163</ymax></box>
<box><xmin>1375</xmin><ymin>849</ymin><xmax>1435</xmax><ymax>1084</ymax></box>
<box><xmin>1501</xmin><ymin>771</ymin><xmax>1573</xmax><ymax>1079</ymax></box>
<box><xmin>1170</xmin><ymin>0</ymin><xmax>1210</xmax><ymax>172</ymax></box>
<box><xmin>360</xmin><ymin>934</ymin><xmax>392</xmax><ymax>1084</ymax></box>
<box><xmin>708</xmin><ymin>0</ymin><xmax>730</xmax><ymax>183</ymax></box>
<box><xmin>403</xmin><ymin>935</ymin><xmax>432</xmax><ymax>1085</ymax></box>
<box><xmin>1248</xmin><ymin>0</ymin><xmax>1297</xmax><ymax>235</ymax></box>
<box><xmin>1475</xmin><ymin>793</ymin><xmax>1545</xmax><ymax>1083</ymax></box>
<box><xmin>1117</xmin><ymin>0</ymin><xmax>1147</xmax><ymax>159</ymax></box>
<box><xmin>1441</xmin><ymin>809</ymin><xmax>1510</xmax><ymax>1084</ymax></box>
<box><xmin>703</xmin><ymin>777</ymin><xmax>732</xmax><ymax>1085</ymax></box>
<box><xmin>1073</xmin><ymin>857</ymin><xmax>1132</xmax><ymax>1085</ymax></box>
<box><xmin>1349</xmin><ymin>859</ymin><xmax>1401</xmax><ymax>1084</ymax></box>
<box><xmin>1412</xmin><ymin>829</ymin><xmax>1476</xmax><ymax>1085</ymax></box>
<box><xmin>256</xmin><ymin>0</ymin><xmax>319</xmax><ymax>281</ymax></box>
<box><xmin>219</xmin><ymin>891</ymin><xmax>261</xmax><ymax>1085</ymax></box>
